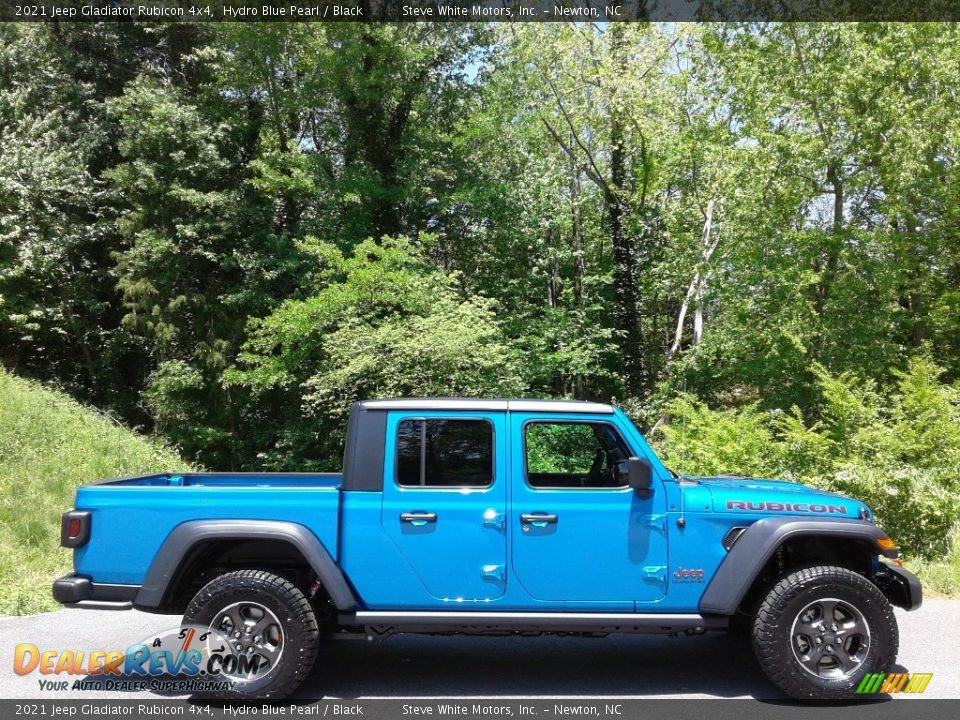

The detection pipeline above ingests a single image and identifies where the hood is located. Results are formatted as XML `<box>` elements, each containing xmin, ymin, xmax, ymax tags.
<box><xmin>693</xmin><ymin>475</ymin><xmax>869</xmax><ymax>520</ymax></box>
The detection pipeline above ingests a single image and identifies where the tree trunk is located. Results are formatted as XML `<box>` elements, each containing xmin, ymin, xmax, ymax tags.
<box><xmin>815</xmin><ymin>162</ymin><xmax>844</xmax><ymax>318</ymax></box>
<box><xmin>570</xmin><ymin>150</ymin><xmax>584</xmax><ymax>306</ymax></box>
<box><xmin>608</xmin><ymin>23</ymin><xmax>646</xmax><ymax>397</ymax></box>
<box><xmin>670</xmin><ymin>273</ymin><xmax>697</xmax><ymax>358</ymax></box>
<box><xmin>547</xmin><ymin>228</ymin><xmax>561</xmax><ymax>308</ymax></box>
<box><xmin>693</xmin><ymin>199</ymin><xmax>715</xmax><ymax>345</ymax></box>
<box><xmin>669</xmin><ymin>198</ymin><xmax>717</xmax><ymax>358</ymax></box>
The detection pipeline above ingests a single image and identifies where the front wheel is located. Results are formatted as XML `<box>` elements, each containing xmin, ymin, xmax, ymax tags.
<box><xmin>183</xmin><ymin>569</ymin><xmax>319</xmax><ymax>699</ymax></box>
<box><xmin>752</xmin><ymin>565</ymin><xmax>899</xmax><ymax>699</ymax></box>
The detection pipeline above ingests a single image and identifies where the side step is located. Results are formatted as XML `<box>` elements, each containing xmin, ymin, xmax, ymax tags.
<box><xmin>341</xmin><ymin>611</ymin><xmax>726</xmax><ymax>635</ymax></box>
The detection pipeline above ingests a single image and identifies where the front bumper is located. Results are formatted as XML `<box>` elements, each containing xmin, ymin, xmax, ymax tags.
<box><xmin>874</xmin><ymin>562</ymin><xmax>923</xmax><ymax>611</ymax></box>
<box><xmin>52</xmin><ymin>574</ymin><xmax>140</xmax><ymax>609</ymax></box>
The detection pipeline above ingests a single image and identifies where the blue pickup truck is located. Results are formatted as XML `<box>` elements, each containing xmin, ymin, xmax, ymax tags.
<box><xmin>54</xmin><ymin>399</ymin><xmax>921</xmax><ymax>699</ymax></box>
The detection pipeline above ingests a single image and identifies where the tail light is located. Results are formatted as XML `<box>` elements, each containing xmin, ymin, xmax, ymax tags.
<box><xmin>60</xmin><ymin>511</ymin><xmax>91</xmax><ymax>548</ymax></box>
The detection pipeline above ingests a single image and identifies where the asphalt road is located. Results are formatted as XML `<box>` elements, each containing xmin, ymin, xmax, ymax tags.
<box><xmin>1</xmin><ymin>600</ymin><xmax>957</xmax><ymax>700</ymax></box>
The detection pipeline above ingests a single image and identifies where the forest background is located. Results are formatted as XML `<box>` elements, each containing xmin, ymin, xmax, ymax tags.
<box><xmin>1</xmin><ymin>22</ymin><xmax>959</xmax><ymax>611</ymax></box>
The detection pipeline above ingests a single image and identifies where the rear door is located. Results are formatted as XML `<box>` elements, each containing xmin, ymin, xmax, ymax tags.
<box><xmin>381</xmin><ymin>411</ymin><xmax>508</xmax><ymax>602</ymax></box>
<box><xmin>509</xmin><ymin>413</ymin><xmax>669</xmax><ymax>608</ymax></box>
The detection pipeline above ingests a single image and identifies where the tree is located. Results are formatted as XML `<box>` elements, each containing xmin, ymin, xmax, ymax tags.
<box><xmin>226</xmin><ymin>237</ymin><xmax>525</xmax><ymax>470</ymax></box>
<box><xmin>0</xmin><ymin>24</ymin><xmax>212</xmax><ymax>416</ymax></box>
<box><xmin>218</xmin><ymin>24</ymin><xmax>489</xmax><ymax>245</ymax></box>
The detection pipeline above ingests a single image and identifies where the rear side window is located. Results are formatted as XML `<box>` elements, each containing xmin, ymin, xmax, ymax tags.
<box><xmin>396</xmin><ymin>419</ymin><xmax>494</xmax><ymax>488</ymax></box>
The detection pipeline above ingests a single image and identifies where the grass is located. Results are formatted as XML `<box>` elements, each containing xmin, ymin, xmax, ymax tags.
<box><xmin>0</xmin><ymin>368</ymin><xmax>187</xmax><ymax>615</ymax></box>
<box><xmin>909</xmin><ymin>530</ymin><xmax>960</xmax><ymax>599</ymax></box>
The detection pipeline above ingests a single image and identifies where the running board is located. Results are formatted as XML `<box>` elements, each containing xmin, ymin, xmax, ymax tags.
<box><xmin>342</xmin><ymin>611</ymin><xmax>725</xmax><ymax>634</ymax></box>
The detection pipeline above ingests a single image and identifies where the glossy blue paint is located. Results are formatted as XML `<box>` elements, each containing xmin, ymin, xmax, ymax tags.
<box><xmin>72</xmin><ymin>476</ymin><xmax>341</xmax><ymax>585</ymax></box>
<box><xmin>379</xmin><ymin>410</ymin><xmax>509</xmax><ymax>603</ymax></box>
<box><xmin>508</xmin><ymin>411</ymin><xmax>669</xmax><ymax>609</ymax></box>
<box><xmin>66</xmin><ymin>404</ymin><xmax>874</xmax><ymax>613</ymax></box>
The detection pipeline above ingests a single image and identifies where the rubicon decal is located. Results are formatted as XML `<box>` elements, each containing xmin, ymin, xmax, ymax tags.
<box><xmin>726</xmin><ymin>500</ymin><xmax>848</xmax><ymax>514</ymax></box>
<box><xmin>856</xmin><ymin>672</ymin><xmax>933</xmax><ymax>694</ymax></box>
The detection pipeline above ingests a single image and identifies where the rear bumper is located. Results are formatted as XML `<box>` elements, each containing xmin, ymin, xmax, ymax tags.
<box><xmin>52</xmin><ymin>574</ymin><xmax>140</xmax><ymax>609</ymax></box>
<box><xmin>875</xmin><ymin>562</ymin><xmax>923</xmax><ymax>611</ymax></box>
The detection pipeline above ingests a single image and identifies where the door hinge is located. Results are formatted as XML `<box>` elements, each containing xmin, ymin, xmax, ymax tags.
<box><xmin>642</xmin><ymin>565</ymin><xmax>667</xmax><ymax>582</ymax></box>
<box><xmin>481</xmin><ymin>564</ymin><xmax>505</xmax><ymax>583</ymax></box>
<box><xmin>644</xmin><ymin>514</ymin><xmax>666</xmax><ymax>532</ymax></box>
<box><xmin>482</xmin><ymin>508</ymin><xmax>505</xmax><ymax>529</ymax></box>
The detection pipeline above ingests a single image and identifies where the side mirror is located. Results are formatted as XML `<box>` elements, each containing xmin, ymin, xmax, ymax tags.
<box><xmin>628</xmin><ymin>456</ymin><xmax>654</xmax><ymax>498</ymax></box>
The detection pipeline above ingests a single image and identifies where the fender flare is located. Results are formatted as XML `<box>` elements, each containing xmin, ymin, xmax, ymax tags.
<box><xmin>135</xmin><ymin>519</ymin><xmax>358</xmax><ymax>611</ymax></box>
<box><xmin>698</xmin><ymin>517</ymin><xmax>895</xmax><ymax>616</ymax></box>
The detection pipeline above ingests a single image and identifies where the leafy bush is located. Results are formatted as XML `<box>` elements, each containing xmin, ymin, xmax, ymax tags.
<box><xmin>653</xmin><ymin>396</ymin><xmax>783</xmax><ymax>479</ymax></box>
<box><xmin>526</xmin><ymin>423</ymin><xmax>601</xmax><ymax>474</ymax></box>
<box><xmin>826</xmin><ymin>464</ymin><xmax>959</xmax><ymax>558</ymax></box>
<box><xmin>650</xmin><ymin>356</ymin><xmax>960</xmax><ymax>560</ymax></box>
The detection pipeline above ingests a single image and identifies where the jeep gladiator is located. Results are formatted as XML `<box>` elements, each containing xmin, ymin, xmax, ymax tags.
<box><xmin>53</xmin><ymin>399</ymin><xmax>921</xmax><ymax>699</ymax></box>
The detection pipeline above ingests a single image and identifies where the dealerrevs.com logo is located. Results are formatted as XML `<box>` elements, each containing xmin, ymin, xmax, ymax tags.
<box><xmin>13</xmin><ymin>624</ymin><xmax>273</xmax><ymax>693</ymax></box>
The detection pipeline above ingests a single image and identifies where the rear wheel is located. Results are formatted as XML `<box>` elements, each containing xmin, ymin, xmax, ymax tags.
<box><xmin>183</xmin><ymin>569</ymin><xmax>319</xmax><ymax>699</ymax></box>
<box><xmin>752</xmin><ymin>565</ymin><xmax>898</xmax><ymax>699</ymax></box>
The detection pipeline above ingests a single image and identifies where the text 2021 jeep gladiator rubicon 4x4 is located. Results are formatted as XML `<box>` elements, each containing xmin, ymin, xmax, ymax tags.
<box><xmin>54</xmin><ymin>398</ymin><xmax>921</xmax><ymax>699</ymax></box>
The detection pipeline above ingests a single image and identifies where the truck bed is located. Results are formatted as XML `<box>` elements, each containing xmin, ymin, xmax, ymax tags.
<box><xmin>72</xmin><ymin>472</ymin><xmax>343</xmax><ymax>585</ymax></box>
<box><xmin>90</xmin><ymin>471</ymin><xmax>343</xmax><ymax>488</ymax></box>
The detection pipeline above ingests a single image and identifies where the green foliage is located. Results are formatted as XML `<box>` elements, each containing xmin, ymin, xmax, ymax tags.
<box><xmin>228</xmin><ymin>237</ymin><xmax>525</xmax><ymax>470</ymax></box>
<box><xmin>2</xmin><ymin>23</ymin><xmax>960</xmax><ymax>601</ymax></box>
<box><xmin>651</xmin><ymin>357</ymin><xmax>960</xmax><ymax>560</ymax></box>
<box><xmin>910</xmin><ymin>527</ymin><xmax>960</xmax><ymax>598</ymax></box>
<box><xmin>301</xmin><ymin>292</ymin><xmax>522</xmax><ymax>411</ymax></box>
<box><xmin>0</xmin><ymin>25</ymin><xmax>121</xmax><ymax>406</ymax></box>
<box><xmin>0</xmin><ymin>367</ymin><xmax>187</xmax><ymax>615</ymax></box>
<box><xmin>526</xmin><ymin>424</ymin><xmax>599</xmax><ymax>474</ymax></box>
<box><xmin>654</xmin><ymin>397</ymin><xmax>783</xmax><ymax>479</ymax></box>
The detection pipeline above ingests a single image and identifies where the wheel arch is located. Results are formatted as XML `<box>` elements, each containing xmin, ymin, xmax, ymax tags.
<box><xmin>700</xmin><ymin>517</ymin><xmax>897</xmax><ymax>616</ymax></box>
<box><xmin>134</xmin><ymin>520</ymin><xmax>358</xmax><ymax>613</ymax></box>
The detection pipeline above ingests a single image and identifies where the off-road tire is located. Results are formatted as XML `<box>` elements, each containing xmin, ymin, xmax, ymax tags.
<box><xmin>752</xmin><ymin>565</ymin><xmax>898</xmax><ymax>700</ymax></box>
<box><xmin>183</xmin><ymin>569</ymin><xmax>319</xmax><ymax>699</ymax></box>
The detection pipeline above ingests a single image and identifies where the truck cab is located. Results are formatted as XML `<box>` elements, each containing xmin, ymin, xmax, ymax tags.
<box><xmin>340</xmin><ymin>399</ymin><xmax>670</xmax><ymax>612</ymax></box>
<box><xmin>53</xmin><ymin>398</ymin><xmax>922</xmax><ymax>701</ymax></box>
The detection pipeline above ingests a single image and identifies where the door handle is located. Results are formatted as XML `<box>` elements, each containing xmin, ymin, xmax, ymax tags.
<box><xmin>520</xmin><ymin>513</ymin><xmax>558</xmax><ymax>525</ymax></box>
<box><xmin>400</xmin><ymin>512</ymin><xmax>437</xmax><ymax>525</ymax></box>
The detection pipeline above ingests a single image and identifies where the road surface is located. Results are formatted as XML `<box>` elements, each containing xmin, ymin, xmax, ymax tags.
<box><xmin>1</xmin><ymin>600</ymin><xmax>957</xmax><ymax>700</ymax></box>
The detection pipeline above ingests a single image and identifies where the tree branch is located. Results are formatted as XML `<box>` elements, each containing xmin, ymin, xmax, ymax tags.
<box><xmin>540</xmin><ymin>115</ymin><xmax>607</xmax><ymax>191</ymax></box>
<box><xmin>543</xmin><ymin>73</ymin><xmax>611</xmax><ymax>197</ymax></box>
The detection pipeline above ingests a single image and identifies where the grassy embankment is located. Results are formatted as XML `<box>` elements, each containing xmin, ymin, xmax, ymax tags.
<box><xmin>0</xmin><ymin>368</ymin><xmax>187</xmax><ymax>615</ymax></box>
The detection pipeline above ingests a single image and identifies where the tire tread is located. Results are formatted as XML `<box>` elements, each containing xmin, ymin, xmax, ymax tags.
<box><xmin>184</xmin><ymin>569</ymin><xmax>319</xmax><ymax>699</ymax></box>
<box><xmin>752</xmin><ymin>564</ymin><xmax>898</xmax><ymax>700</ymax></box>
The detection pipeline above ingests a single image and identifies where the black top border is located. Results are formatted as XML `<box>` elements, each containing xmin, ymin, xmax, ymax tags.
<box><xmin>2</xmin><ymin>0</ymin><xmax>959</xmax><ymax>23</ymax></box>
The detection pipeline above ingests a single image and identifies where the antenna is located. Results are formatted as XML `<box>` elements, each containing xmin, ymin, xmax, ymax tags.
<box><xmin>677</xmin><ymin>377</ymin><xmax>687</xmax><ymax>529</ymax></box>
<box><xmin>680</xmin><ymin>376</ymin><xmax>687</xmax><ymax>477</ymax></box>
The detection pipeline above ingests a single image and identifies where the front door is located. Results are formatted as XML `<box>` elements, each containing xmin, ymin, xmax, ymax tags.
<box><xmin>510</xmin><ymin>414</ymin><xmax>669</xmax><ymax>608</ymax></box>
<box><xmin>381</xmin><ymin>411</ymin><xmax>508</xmax><ymax>602</ymax></box>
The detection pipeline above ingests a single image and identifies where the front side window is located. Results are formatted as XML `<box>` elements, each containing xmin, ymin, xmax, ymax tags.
<box><xmin>396</xmin><ymin>419</ymin><xmax>494</xmax><ymax>488</ymax></box>
<box><xmin>525</xmin><ymin>421</ymin><xmax>631</xmax><ymax>489</ymax></box>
